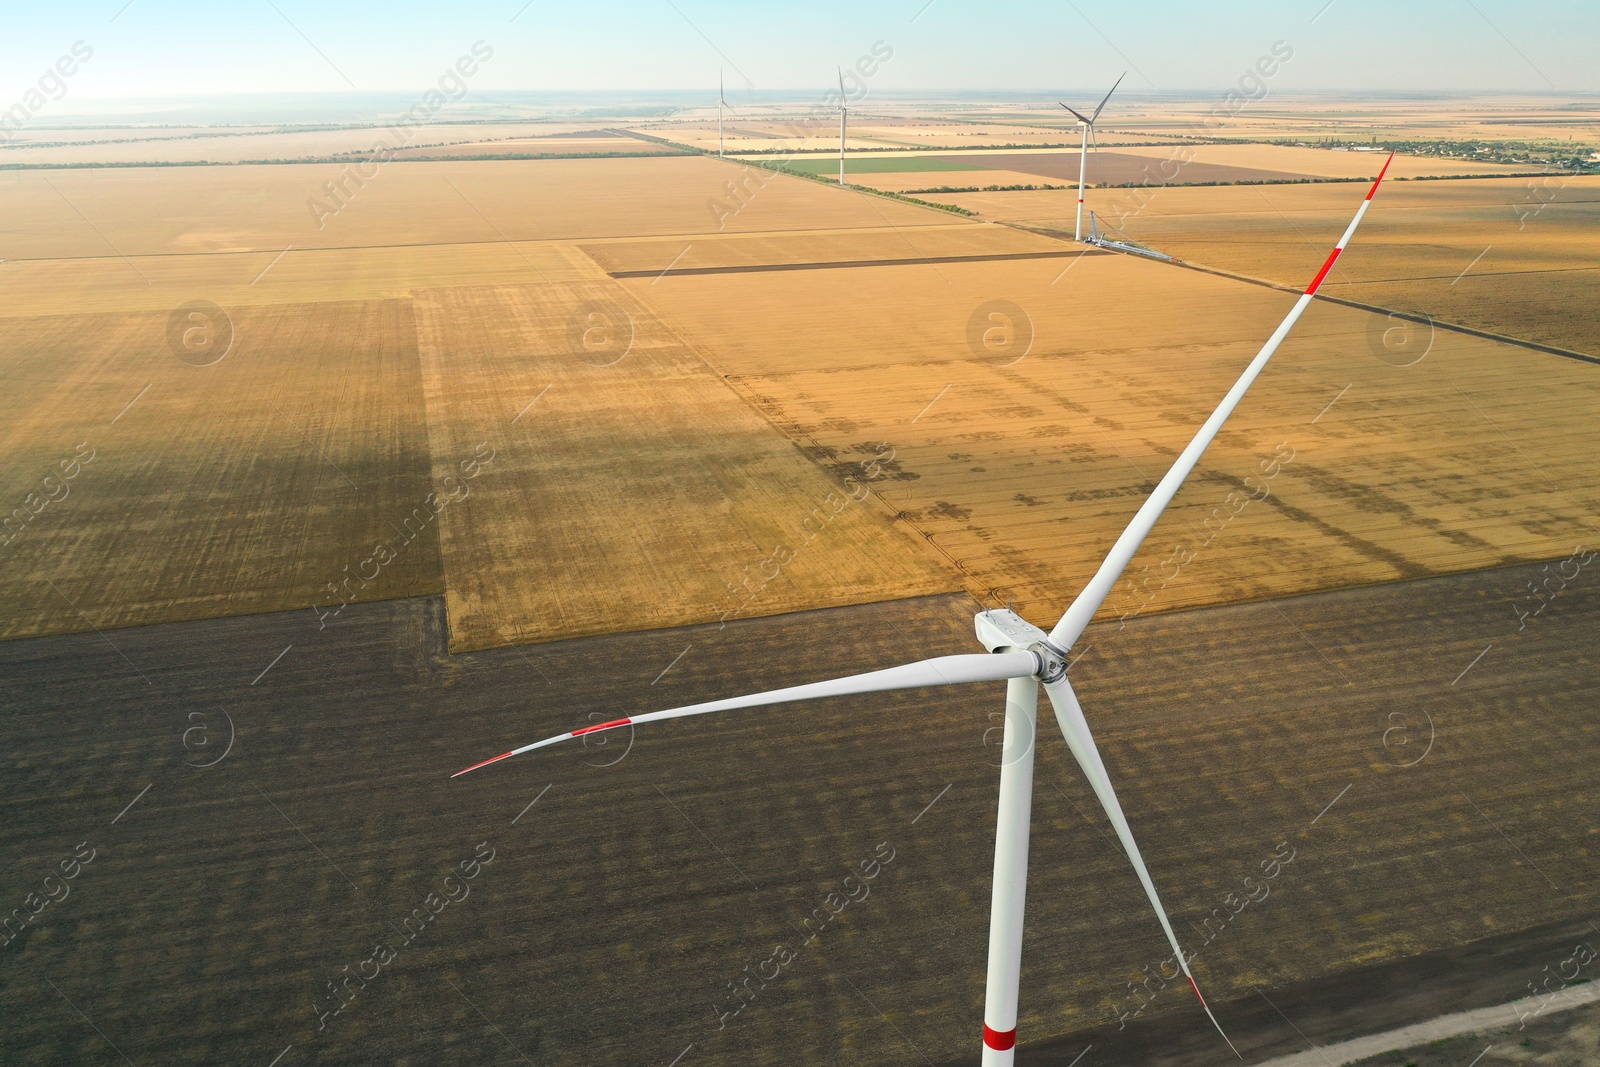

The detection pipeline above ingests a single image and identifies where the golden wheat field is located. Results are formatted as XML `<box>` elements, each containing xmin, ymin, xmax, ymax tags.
<box><xmin>3</xmin><ymin>147</ymin><xmax>1594</xmax><ymax>650</ymax></box>
<box><xmin>0</xmin><ymin>299</ymin><xmax>440</xmax><ymax>641</ymax></box>
<box><xmin>411</xmin><ymin>278</ymin><xmax>954</xmax><ymax>651</ymax></box>
<box><xmin>0</xmin><ymin>156</ymin><xmax>1043</xmax><ymax>645</ymax></box>
<box><xmin>577</xmin><ymin>221</ymin><xmax>1065</xmax><ymax>274</ymax></box>
<box><xmin>0</xmin><ymin>156</ymin><xmax>955</xmax><ymax>260</ymax></box>
<box><xmin>939</xmin><ymin>175</ymin><xmax>1600</xmax><ymax>355</ymax></box>
<box><xmin>626</xmin><ymin>249</ymin><xmax>1600</xmax><ymax>626</ymax></box>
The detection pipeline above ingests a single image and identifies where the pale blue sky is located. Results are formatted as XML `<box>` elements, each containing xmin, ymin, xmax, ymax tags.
<box><xmin>2</xmin><ymin>0</ymin><xmax>1595</xmax><ymax>106</ymax></box>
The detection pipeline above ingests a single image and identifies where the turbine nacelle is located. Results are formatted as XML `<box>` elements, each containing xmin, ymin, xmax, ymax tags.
<box><xmin>974</xmin><ymin>609</ymin><xmax>1068</xmax><ymax>684</ymax></box>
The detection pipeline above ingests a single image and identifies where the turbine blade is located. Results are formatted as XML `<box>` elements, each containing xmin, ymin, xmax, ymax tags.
<box><xmin>453</xmin><ymin>651</ymin><xmax>1039</xmax><ymax>776</ymax></box>
<box><xmin>1059</xmin><ymin>102</ymin><xmax>1092</xmax><ymax>125</ymax></box>
<box><xmin>1047</xmin><ymin>153</ymin><xmax>1395</xmax><ymax>651</ymax></box>
<box><xmin>838</xmin><ymin>66</ymin><xmax>846</xmax><ymax>102</ymax></box>
<box><xmin>1042</xmin><ymin>676</ymin><xmax>1240</xmax><ymax>1058</ymax></box>
<box><xmin>1090</xmin><ymin>71</ymin><xmax>1125</xmax><ymax>123</ymax></box>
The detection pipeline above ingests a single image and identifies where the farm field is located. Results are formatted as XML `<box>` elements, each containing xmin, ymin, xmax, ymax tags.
<box><xmin>578</xmin><ymin>222</ymin><xmax>1067</xmax><ymax>275</ymax></box>
<box><xmin>411</xmin><ymin>279</ymin><xmax>954</xmax><ymax>650</ymax></box>
<box><xmin>389</xmin><ymin>130</ymin><xmax>681</xmax><ymax>158</ymax></box>
<box><xmin>833</xmin><ymin>142</ymin><xmax>1529</xmax><ymax>193</ymax></box>
<box><xmin>629</xmin><ymin>248</ymin><xmax>1600</xmax><ymax>626</ymax></box>
<box><xmin>634</xmin><ymin>118</ymin><xmax>1081</xmax><ymax>155</ymax></box>
<box><xmin>1</xmin><ymin>555</ymin><xmax>1595</xmax><ymax>1065</ymax></box>
<box><xmin>1052</xmin><ymin>96</ymin><xmax>1600</xmax><ymax>147</ymax></box>
<box><xmin>940</xmin><ymin>175</ymin><xmax>1600</xmax><ymax>356</ymax></box>
<box><xmin>768</xmin><ymin>148</ymin><xmax>1310</xmax><ymax>188</ymax></box>
<box><xmin>0</xmin><ymin>240</ymin><xmax>602</xmax><ymax>318</ymax></box>
<box><xmin>0</xmin><ymin>155</ymin><xmax>957</xmax><ymax>260</ymax></box>
<box><xmin>1</xmin><ymin>74</ymin><xmax>1597</xmax><ymax>1067</ymax></box>
<box><xmin>0</xmin><ymin>300</ymin><xmax>439</xmax><ymax>642</ymax></box>
<box><xmin>0</xmin><ymin>121</ymin><xmax>612</xmax><ymax>166</ymax></box>
<box><xmin>3</xmin><ymin>154</ymin><xmax>1081</xmax><ymax>646</ymax></box>
<box><xmin>1107</xmin><ymin>141</ymin><xmax>1534</xmax><ymax>178</ymax></box>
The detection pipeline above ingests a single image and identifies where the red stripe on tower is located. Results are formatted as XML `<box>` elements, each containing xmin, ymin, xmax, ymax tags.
<box><xmin>1304</xmin><ymin>247</ymin><xmax>1342</xmax><ymax>296</ymax></box>
<box><xmin>983</xmin><ymin>1024</ymin><xmax>1017</xmax><ymax>1051</ymax></box>
<box><xmin>572</xmin><ymin>717</ymin><xmax>632</xmax><ymax>737</ymax></box>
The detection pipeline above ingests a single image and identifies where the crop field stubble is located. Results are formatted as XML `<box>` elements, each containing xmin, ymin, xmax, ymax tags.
<box><xmin>626</xmin><ymin>248</ymin><xmax>1600</xmax><ymax>627</ymax></box>
<box><xmin>2</xmin><ymin>555</ymin><xmax>1597</xmax><ymax>1065</ymax></box>
<box><xmin>411</xmin><ymin>277</ymin><xmax>955</xmax><ymax>651</ymax></box>
<box><xmin>0</xmin><ymin>155</ymin><xmax>1007</xmax><ymax>644</ymax></box>
<box><xmin>0</xmin><ymin>299</ymin><xmax>438</xmax><ymax>641</ymax></box>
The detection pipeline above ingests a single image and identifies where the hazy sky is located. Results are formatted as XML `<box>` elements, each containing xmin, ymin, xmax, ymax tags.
<box><xmin>2</xmin><ymin>0</ymin><xmax>1595</xmax><ymax>107</ymax></box>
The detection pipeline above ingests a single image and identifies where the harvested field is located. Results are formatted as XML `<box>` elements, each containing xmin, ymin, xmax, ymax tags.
<box><xmin>2</xmin><ymin>555</ymin><xmax>1596</xmax><ymax>1065</ymax></box>
<box><xmin>0</xmin><ymin>300</ymin><xmax>439</xmax><ymax>641</ymax></box>
<box><xmin>0</xmin><ymin>156</ymin><xmax>957</xmax><ymax>260</ymax></box>
<box><xmin>628</xmin><ymin>250</ymin><xmax>1600</xmax><ymax>625</ymax></box>
<box><xmin>412</xmin><ymin>280</ymin><xmax>955</xmax><ymax>650</ymax></box>
<box><xmin>941</xmin><ymin>175</ymin><xmax>1600</xmax><ymax>356</ymax></box>
<box><xmin>0</xmin><ymin>240</ymin><xmax>603</xmax><ymax>319</ymax></box>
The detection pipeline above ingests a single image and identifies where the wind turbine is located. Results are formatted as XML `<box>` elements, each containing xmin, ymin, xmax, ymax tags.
<box><xmin>837</xmin><ymin>67</ymin><xmax>849</xmax><ymax>186</ymax></box>
<box><xmin>717</xmin><ymin>69</ymin><xmax>728</xmax><ymax>158</ymax></box>
<box><xmin>455</xmin><ymin>156</ymin><xmax>1397</xmax><ymax>1065</ymax></box>
<box><xmin>1061</xmin><ymin>72</ymin><xmax>1124</xmax><ymax>242</ymax></box>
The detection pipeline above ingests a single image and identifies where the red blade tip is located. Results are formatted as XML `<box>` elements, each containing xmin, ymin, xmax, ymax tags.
<box><xmin>452</xmin><ymin>751</ymin><xmax>515</xmax><ymax>778</ymax></box>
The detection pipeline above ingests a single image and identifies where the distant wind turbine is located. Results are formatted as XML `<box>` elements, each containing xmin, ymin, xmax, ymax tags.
<box><xmin>717</xmin><ymin>69</ymin><xmax>728</xmax><ymax>158</ymax></box>
<box><xmin>1061</xmin><ymin>72</ymin><xmax>1124</xmax><ymax>241</ymax></box>
<box><xmin>455</xmin><ymin>155</ymin><xmax>1397</xmax><ymax>1065</ymax></box>
<box><xmin>837</xmin><ymin>67</ymin><xmax>849</xmax><ymax>186</ymax></box>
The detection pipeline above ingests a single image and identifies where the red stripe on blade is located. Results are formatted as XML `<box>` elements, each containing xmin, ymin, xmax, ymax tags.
<box><xmin>1365</xmin><ymin>152</ymin><xmax>1395</xmax><ymax>200</ymax></box>
<box><xmin>1304</xmin><ymin>247</ymin><xmax>1342</xmax><ymax>295</ymax></box>
<box><xmin>572</xmin><ymin>717</ymin><xmax>631</xmax><ymax>737</ymax></box>
<box><xmin>983</xmin><ymin>1024</ymin><xmax>1017</xmax><ymax>1051</ymax></box>
<box><xmin>452</xmin><ymin>751</ymin><xmax>515</xmax><ymax>778</ymax></box>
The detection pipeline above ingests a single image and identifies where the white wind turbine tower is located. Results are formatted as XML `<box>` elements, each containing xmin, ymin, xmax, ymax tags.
<box><xmin>837</xmin><ymin>67</ymin><xmax>849</xmax><ymax>186</ymax></box>
<box><xmin>456</xmin><ymin>156</ymin><xmax>1397</xmax><ymax>1065</ymax></box>
<box><xmin>717</xmin><ymin>69</ymin><xmax>728</xmax><ymax>158</ymax></box>
<box><xmin>1061</xmin><ymin>72</ymin><xmax>1124</xmax><ymax>241</ymax></box>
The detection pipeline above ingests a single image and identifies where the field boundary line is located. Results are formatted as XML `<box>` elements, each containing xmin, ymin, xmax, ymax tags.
<box><xmin>608</xmin><ymin>248</ymin><xmax>1108</xmax><ymax>278</ymax></box>
<box><xmin>993</xmin><ymin>219</ymin><xmax>1600</xmax><ymax>367</ymax></box>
